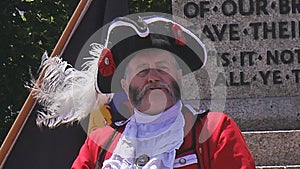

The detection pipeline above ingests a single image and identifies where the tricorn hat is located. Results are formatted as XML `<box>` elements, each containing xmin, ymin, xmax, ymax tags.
<box><xmin>96</xmin><ymin>14</ymin><xmax>207</xmax><ymax>93</ymax></box>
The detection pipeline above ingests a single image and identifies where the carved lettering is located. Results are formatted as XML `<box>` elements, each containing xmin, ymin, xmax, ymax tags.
<box><xmin>184</xmin><ymin>2</ymin><xmax>199</xmax><ymax>18</ymax></box>
<box><xmin>229</xmin><ymin>72</ymin><xmax>251</xmax><ymax>86</ymax></box>
<box><xmin>180</xmin><ymin>0</ymin><xmax>300</xmax><ymax>90</ymax></box>
<box><xmin>259</xmin><ymin>71</ymin><xmax>271</xmax><ymax>85</ymax></box>
<box><xmin>202</xmin><ymin>24</ymin><xmax>240</xmax><ymax>41</ymax></box>
<box><xmin>240</xmin><ymin>51</ymin><xmax>255</xmax><ymax>66</ymax></box>
<box><xmin>267</xmin><ymin>49</ymin><xmax>300</xmax><ymax>65</ymax></box>
<box><xmin>273</xmin><ymin>70</ymin><xmax>283</xmax><ymax>84</ymax></box>
<box><xmin>217</xmin><ymin>52</ymin><xmax>231</xmax><ymax>67</ymax></box>
<box><xmin>292</xmin><ymin>69</ymin><xmax>300</xmax><ymax>83</ymax></box>
<box><xmin>214</xmin><ymin>72</ymin><xmax>228</xmax><ymax>86</ymax></box>
<box><xmin>280</xmin><ymin>0</ymin><xmax>300</xmax><ymax>14</ymax></box>
<box><xmin>249</xmin><ymin>21</ymin><xmax>300</xmax><ymax>40</ymax></box>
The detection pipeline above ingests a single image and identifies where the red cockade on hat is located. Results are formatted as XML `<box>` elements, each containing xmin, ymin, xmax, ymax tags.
<box><xmin>172</xmin><ymin>24</ymin><xmax>186</xmax><ymax>46</ymax></box>
<box><xmin>98</xmin><ymin>48</ymin><xmax>116</xmax><ymax>77</ymax></box>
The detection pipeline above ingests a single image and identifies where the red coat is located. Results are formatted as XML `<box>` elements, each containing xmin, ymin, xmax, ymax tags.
<box><xmin>72</xmin><ymin>109</ymin><xmax>255</xmax><ymax>169</ymax></box>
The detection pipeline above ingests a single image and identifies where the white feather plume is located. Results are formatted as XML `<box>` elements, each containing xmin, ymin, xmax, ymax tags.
<box><xmin>32</xmin><ymin>48</ymin><xmax>103</xmax><ymax>128</ymax></box>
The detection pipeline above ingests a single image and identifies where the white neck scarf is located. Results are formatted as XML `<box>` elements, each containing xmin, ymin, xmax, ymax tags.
<box><xmin>102</xmin><ymin>101</ymin><xmax>185</xmax><ymax>169</ymax></box>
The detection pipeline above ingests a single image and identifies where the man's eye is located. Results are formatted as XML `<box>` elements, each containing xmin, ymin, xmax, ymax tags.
<box><xmin>157</xmin><ymin>67</ymin><xmax>168</xmax><ymax>73</ymax></box>
<box><xmin>136</xmin><ymin>69</ymin><xmax>150</xmax><ymax>77</ymax></box>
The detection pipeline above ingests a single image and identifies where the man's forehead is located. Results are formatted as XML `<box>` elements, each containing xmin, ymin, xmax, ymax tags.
<box><xmin>128</xmin><ymin>48</ymin><xmax>175</xmax><ymax>66</ymax></box>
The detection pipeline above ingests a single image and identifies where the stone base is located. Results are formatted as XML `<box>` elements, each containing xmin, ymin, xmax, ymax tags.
<box><xmin>242</xmin><ymin>130</ymin><xmax>300</xmax><ymax>166</ymax></box>
<box><xmin>184</xmin><ymin>96</ymin><xmax>300</xmax><ymax>131</ymax></box>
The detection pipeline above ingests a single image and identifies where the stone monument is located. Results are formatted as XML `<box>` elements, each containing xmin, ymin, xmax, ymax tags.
<box><xmin>173</xmin><ymin>0</ymin><xmax>300</xmax><ymax>131</ymax></box>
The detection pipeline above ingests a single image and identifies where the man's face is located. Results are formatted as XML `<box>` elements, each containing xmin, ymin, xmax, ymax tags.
<box><xmin>121</xmin><ymin>49</ymin><xmax>182</xmax><ymax>115</ymax></box>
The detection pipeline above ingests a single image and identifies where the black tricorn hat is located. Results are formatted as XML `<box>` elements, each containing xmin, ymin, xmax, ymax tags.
<box><xmin>96</xmin><ymin>14</ymin><xmax>207</xmax><ymax>93</ymax></box>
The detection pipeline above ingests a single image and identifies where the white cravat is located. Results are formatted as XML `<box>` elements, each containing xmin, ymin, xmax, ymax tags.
<box><xmin>102</xmin><ymin>101</ymin><xmax>185</xmax><ymax>169</ymax></box>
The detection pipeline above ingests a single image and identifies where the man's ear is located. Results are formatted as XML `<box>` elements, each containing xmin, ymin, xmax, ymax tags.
<box><xmin>121</xmin><ymin>78</ymin><xmax>129</xmax><ymax>95</ymax></box>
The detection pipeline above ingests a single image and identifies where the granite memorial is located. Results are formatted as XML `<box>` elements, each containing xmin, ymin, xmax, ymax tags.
<box><xmin>173</xmin><ymin>0</ymin><xmax>300</xmax><ymax>131</ymax></box>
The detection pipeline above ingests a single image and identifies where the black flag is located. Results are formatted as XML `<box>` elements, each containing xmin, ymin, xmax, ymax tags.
<box><xmin>0</xmin><ymin>0</ymin><xmax>128</xmax><ymax>168</ymax></box>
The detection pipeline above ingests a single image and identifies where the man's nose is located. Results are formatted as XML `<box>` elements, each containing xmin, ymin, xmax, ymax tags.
<box><xmin>147</xmin><ymin>69</ymin><xmax>160</xmax><ymax>83</ymax></box>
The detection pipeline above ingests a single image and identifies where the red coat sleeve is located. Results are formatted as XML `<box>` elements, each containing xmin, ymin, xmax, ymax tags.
<box><xmin>199</xmin><ymin>112</ymin><xmax>255</xmax><ymax>169</ymax></box>
<box><xmin>71</xmin><ymin>126</ymin><xmax>115</xmax><ymax>169</ymax></box>
<box><xmin>71</xmin><ymin>136</ymin><xmax>99</xmax><ymax>169</ymax></box>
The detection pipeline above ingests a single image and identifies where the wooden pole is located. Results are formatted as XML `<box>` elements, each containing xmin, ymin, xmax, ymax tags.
<box><xmin>0</xmin><ymin>0</ymin><xmax>91</xmax><ymax>167</ymax></box>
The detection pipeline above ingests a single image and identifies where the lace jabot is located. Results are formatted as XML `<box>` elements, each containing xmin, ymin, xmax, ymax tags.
<box><xmin>102</xmin><ymin>101</ymin><xmax>185</xmax><ymax>169</ymax></box>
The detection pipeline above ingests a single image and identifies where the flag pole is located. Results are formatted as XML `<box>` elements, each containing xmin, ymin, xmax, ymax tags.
<box><xmin>0</xmin><ymin>0</ymin><xmax>91</xmax><ymax>167</ymax></box>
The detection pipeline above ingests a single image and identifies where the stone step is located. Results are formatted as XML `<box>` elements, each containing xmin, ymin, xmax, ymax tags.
<box><xmin>185</xmin><ymin>97</ymin><xmax>300</xmax><ymax>131</ymax></box>
<box><xmin>242</xmin><ymin>130</ymin><xmax>299</xmax><ymax>166</ymax></box>
<box><xmin>256</xmin><ymin>166</ymin><xmax>300</xmax><ymax>169</ymax></box>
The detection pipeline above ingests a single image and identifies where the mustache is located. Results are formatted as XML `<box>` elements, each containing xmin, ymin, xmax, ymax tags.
<box><xmin>129</xmin><ymin>81</ymin><xmax>181</xmax><ymax>108</ymax></box>
<box><xmin>137</xmin><ymin>82</ymin><xmax>173</xmax><ymax>99</ymax></box>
